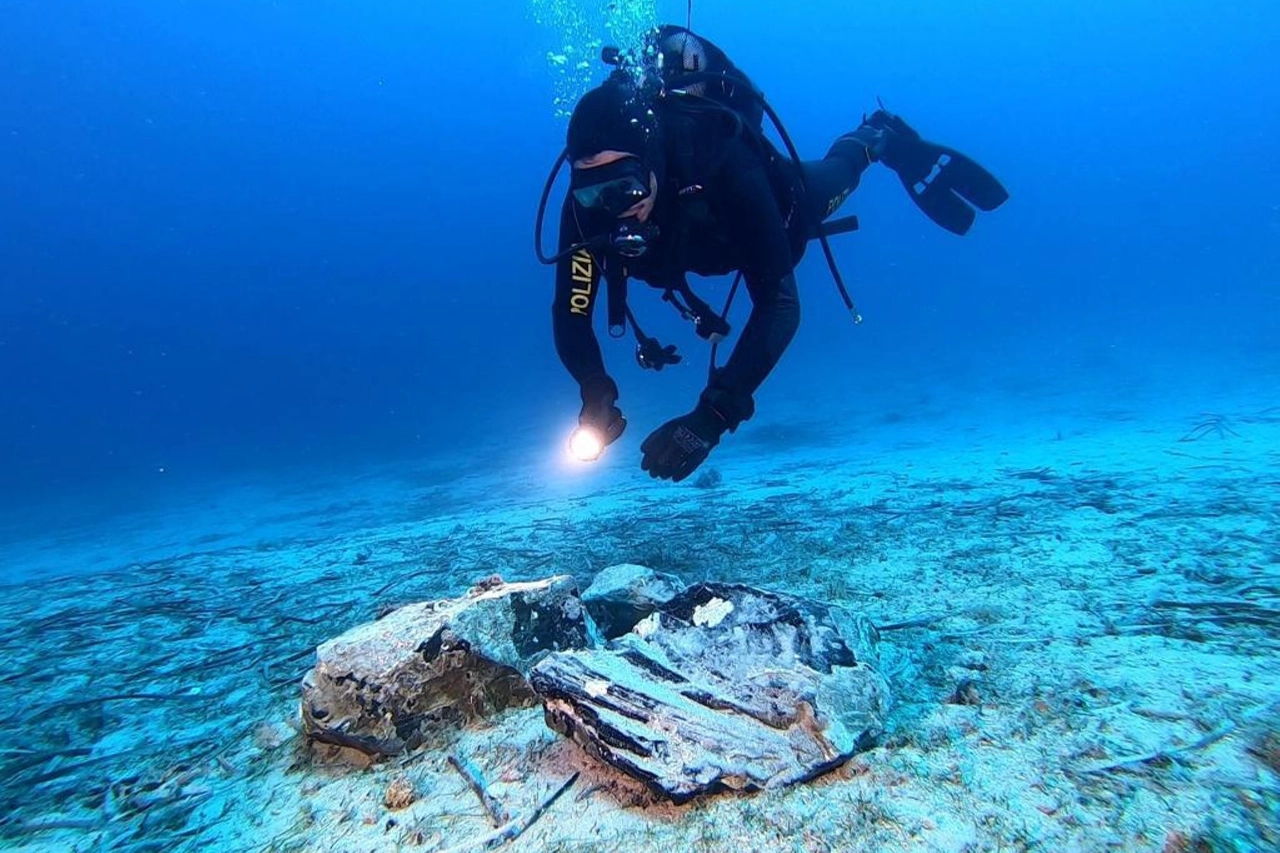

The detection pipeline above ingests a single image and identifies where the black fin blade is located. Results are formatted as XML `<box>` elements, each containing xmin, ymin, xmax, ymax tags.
<box><xmin>901</xmin><ymin>172</ymin><xmax>977</xmax><ymax>235</ymax></box>
<box><xmin>935</xmin><ymin>146</ymin><xmax>1010</xmax><ymax>211</ymax></box>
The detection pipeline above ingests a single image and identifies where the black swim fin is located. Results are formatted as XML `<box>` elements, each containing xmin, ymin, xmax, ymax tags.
<box><xmin>867</xmin><ymin>108</ymin><xmax>1009</xmax><ymax>236</ymax></box>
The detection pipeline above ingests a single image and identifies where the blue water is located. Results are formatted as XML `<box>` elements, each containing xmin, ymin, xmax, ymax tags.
<box><xmin>1</xmin><ymin>0</ymin><xmax>1276</xmax><ymax>523</ymax></box>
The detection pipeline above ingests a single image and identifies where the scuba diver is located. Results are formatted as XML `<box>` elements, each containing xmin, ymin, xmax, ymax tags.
<box><xmin>537</xmin><ymin>25</ymin><xmax>1008</xmax><ymax>483</ymax></box>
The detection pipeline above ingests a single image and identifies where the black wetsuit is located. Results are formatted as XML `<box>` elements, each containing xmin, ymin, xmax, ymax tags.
<box><xmin>552</xmin><ymin>102</ymin><xmax>870</xmax><ymax>428</ymax></box>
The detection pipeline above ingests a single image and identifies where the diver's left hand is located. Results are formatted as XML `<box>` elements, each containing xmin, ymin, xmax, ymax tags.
<box><xmin>640</xmin><ymin>402</ymin><xmax>729</xmax><ymax>482</ymax></box>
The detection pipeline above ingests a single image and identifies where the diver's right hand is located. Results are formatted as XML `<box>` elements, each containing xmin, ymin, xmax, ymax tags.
<box><xmin>579</xmin><ymin>375</ymin><xmax>627</xmax><ymax>447</ymax></box>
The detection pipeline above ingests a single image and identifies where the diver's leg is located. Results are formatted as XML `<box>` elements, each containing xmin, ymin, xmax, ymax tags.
<box><xmin>800</xmin><ymin>131</ymin><xmax>876</xmax><ymax>223</ymax></box>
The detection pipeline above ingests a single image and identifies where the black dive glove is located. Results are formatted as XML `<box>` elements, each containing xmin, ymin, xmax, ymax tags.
<box><xmin>579</xmin><ymin>375</ymin><xmax>626</xmax><ymax>447</ymax></box>
<box><xmin>640</xmin><ymin>400</ymin><xmax>729</xmax><ymax>482</ymax></box>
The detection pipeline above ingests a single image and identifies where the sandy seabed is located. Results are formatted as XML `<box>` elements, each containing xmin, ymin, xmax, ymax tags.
<box><xmin>2</xmin><ymin>377</ymin><xmax>1277</xmax><ymax>852</ymax></box>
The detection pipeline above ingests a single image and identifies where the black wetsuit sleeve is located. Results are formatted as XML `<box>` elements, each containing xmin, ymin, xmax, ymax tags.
<box><xmin>551</xmin><ymin>198</ymin><xmax>609</xmax><ymax>389</ymax></box>
<box><xmin>705</xmin><ymin>140</ymin><xmax>801</xmax><ymax>426</ymax></box>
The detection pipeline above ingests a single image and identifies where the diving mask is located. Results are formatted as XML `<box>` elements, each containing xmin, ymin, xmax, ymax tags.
<box><xmin>570</xmin><ymin>157</ymin><xmax>651</xmax><ymax>218</ymax></box>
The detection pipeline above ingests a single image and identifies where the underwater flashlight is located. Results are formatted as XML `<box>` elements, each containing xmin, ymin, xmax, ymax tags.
<box><xmin>568</xmin><ymin>427</ymin><xmax>606</xmax><ymax>463</ymax></box>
